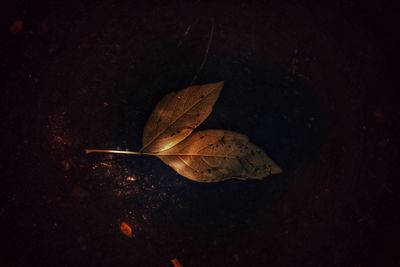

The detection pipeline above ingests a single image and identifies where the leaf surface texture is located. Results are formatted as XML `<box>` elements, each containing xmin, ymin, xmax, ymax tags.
<box><xmin>158</xmin><ymin>130</ymin><xmax>282</xmax><ymax>182</ymax></box>
<box><xmin>142</xmin><ymin>81</ymin><xmax>223</xmax><ymax>153</ymax></box>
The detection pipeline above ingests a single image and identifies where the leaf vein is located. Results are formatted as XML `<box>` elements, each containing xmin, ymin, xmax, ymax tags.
<box><xmin>142</xmin><ymin>88</ymin><xmax>217</xmax><ymax>151</ymax></box>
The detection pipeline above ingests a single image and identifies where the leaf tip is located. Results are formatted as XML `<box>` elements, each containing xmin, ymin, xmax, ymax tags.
<box><xmin>271</xmin><ymin>162</ymin><xmax>283</xmax><ymax>174</ymax></box>
<box><xmin>216</xmin><ymin>80</ymin><xmax>224</xmax><ymax>88</ymax></box>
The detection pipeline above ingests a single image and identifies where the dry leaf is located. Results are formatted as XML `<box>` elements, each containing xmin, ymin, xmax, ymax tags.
<box><xmin>158</xmin><ymin>130</ymin><xmax>282</xmax><ymax>182</ymax></box>
<box><xmin>141</xmin><ymin>81</ymin><xmax>223</xmax><ymax>153</ymax></box>
<box><xmin>85</xmin><ymin>81</ymin><xmax>283</xmax><ymax>183</ymax></box>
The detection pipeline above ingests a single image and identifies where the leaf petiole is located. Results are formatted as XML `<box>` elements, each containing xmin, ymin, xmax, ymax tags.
<box><xmin>84</xmin><ymin>149</ymin><xmax>235</xmax><ymax>158</ymax></box>
<box><xmin>85</xmin><ymin>149</ymin><xmax>151</xmax><ymax>155</ymax></box>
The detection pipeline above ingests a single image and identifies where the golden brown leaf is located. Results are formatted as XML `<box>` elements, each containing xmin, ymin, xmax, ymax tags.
<box><xmin>85</xmin><ymin>81</ymin><xmax>283</xmax><ymax>183</ymax></box>
<box><xmin>157</xmin><ymin>130</ymin><xmax>282</xmax><ymax>182</ymax></box>
<box><xmin>141</xmin><ymin>81</ymin><xmax>223</xmax><ymax>153</ymax></box>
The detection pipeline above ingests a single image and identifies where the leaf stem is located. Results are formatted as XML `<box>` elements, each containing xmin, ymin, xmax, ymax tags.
<box><xmin>85</xmin><ymin>149</ymin><xmax>152</xmax><ymax>156</ymax></box>
<box><xmin>84</xmin><ymin>148</ymin><xmax>235</xmax><ymax>158</ymax></box>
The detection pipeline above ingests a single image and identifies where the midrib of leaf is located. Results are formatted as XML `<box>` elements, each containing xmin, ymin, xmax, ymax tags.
<box><xmin>141</xmin><ymin>88</ymin><xmax>216</xmax><ymax>151</ymax></box>
<box><xmin>157</xmin><ymin>152</ymin><xmax>234</xmax><ymax>158</ymax></box>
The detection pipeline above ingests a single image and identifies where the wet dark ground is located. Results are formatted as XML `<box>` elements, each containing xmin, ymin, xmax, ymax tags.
<box><xmin>1</xmin><ymin>0</ymin><xmax>399</xmax><ymax>266</ymax></box>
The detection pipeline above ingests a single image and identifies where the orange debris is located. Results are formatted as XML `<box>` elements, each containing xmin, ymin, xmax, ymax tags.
<box><xmin>372</xmin><ymin>109</ymin><xmax>385</xmax><ymax>123</ymax></box>
<box><xmin>119</xmin><ymin>222</ymin><xmax>133</xmax><ymax>237</ymax></box>
<box><xmin>41</xmin><ymin>22</ymin><xmax>48</xmax><ymax>33</ymax></box>
<box><xmin>10</xmin><ymin>20</ymin><xmax>24</xmax><ymax>33</ymax></box>
<box><xmin>171</xmin><ymin>258</ymin><xmax>183</xmax><ymax>267</ymax></box>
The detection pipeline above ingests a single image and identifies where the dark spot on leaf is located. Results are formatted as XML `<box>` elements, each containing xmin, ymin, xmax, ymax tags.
<box><xmin>200</xmin><ymin>135</ymin><xmax>205</xmax><ymax>139</ymax></box>
<box><xmin>219</xmin><ymin>136</ymin><xmax>226</xmax><ymax>144</ymax></box>
<box><xmin>200</xmin><ymin>94</ymin><xmax>205</xmax><ymax>99</ymax></box>
<box><xmin>207</xmin><ymin>169</ymin><xmax>211</xmax><ymax>173</ymax></box>
<box><xmin>245</xmin><ymin>158</ymin><xmax>256</xmax><ymax>168</ymax></box>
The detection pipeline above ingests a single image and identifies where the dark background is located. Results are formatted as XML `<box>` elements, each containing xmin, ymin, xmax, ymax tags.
<box><xmin>1</xmin><ymin>0</ymin><xmax>399</xmax><ymax>266</ymax></box>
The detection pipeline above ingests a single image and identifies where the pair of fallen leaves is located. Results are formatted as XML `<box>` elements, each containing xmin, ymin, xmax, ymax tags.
<box><xmin>86</xmin><ymin>82</ymin><xmax>282</xmax><ymax>182</ymax></box>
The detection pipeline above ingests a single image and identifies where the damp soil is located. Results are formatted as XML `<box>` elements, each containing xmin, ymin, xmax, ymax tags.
<box><xmin>1</xmin><ymin>1</ymin><xmax>399</xmax><ymax>266</ymax></box>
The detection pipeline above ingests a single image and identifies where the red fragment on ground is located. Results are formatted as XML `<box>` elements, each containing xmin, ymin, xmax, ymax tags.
<box><xmin>372</xmin><ymin>109</ymin><xmax>385</xmax><ymax>123</ymax></box>
<box><xmin>119</xmin><ymin>222</ymin><xmax>133</xmax><ymax>237</ymax></box>
<box><xmin>41</xmin><ymin>22</ymin><xmax>48</xmax><ymax>33</ymax></box>
<box><xmin>10</xmin><ymin>20</ymin><xmax>24</xmax><ymax>33</ymax></box>
<box><xmin>171</xmin><ymin>258</ymin><xmax>183</xmax><ymax>267</ymax></box>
